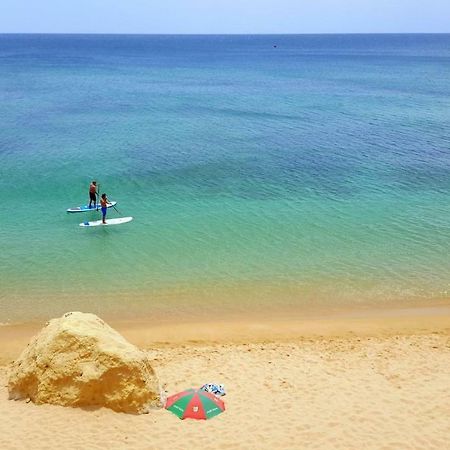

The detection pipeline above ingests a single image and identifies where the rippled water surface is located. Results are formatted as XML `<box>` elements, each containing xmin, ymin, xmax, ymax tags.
<box><xmin>1</xmin><ymin>34</ymin><xmax>449</xmax><ymax>322</ymax></box>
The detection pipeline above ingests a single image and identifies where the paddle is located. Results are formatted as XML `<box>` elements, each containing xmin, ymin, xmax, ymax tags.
<box><xmin>111</xmin><ymin>203</ymin><xmax>121</xmax><ymax>215</ymax></box>
<box><xmin>95</xmin><ymin>183</ymin><xmax>101</xmax><ymax>211</ymax></box>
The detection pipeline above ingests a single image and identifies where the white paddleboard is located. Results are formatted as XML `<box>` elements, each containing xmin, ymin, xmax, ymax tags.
<box><xmin>67</xmin><ymin>201</ymin><xmax>117</xmax><ymax>213</ymax></box>
<box><xmin>79</xmin><ymin>217</ymin><xmax>133</xmax><ymax>227</ymax></box>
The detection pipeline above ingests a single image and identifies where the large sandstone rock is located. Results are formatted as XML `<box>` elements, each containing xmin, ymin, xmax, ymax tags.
<box><xmin>8</xmin><ymin>312</ymin><xmax>162</xmax><ymax>414</ymax></box>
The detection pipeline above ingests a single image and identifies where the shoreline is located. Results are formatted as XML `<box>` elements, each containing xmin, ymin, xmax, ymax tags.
<box><xmin>1</xmin><ymin>304</ymin><xmax>449</xmax><ymax>364</ymax></box>
<box><xmin>3</xmin><ymin>280</ymin><xmax>449</xmax><ymax>325</ymax></box>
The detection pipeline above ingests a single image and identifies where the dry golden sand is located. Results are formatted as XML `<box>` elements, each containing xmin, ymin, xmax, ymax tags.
<box><xmin>0</xmin><ymin>308</ymin><xmax>450</xmax><ymax>450</ymax></box>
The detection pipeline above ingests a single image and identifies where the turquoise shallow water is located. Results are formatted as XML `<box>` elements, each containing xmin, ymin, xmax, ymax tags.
<box><xmin>1</xmin><ymin>34</ymin><xmax>450</xmax><ymax>322</ymax></box>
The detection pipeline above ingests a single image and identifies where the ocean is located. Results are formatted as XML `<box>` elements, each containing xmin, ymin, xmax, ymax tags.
<box><xmin>1</xmin><ymin>34</ymin><xmax>449</xmax><ymax>323</ymax></box>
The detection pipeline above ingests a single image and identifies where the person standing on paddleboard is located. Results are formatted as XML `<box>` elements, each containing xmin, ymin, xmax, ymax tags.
<box><xmin>89</xmin><ymin>181</ymin><xmax>98</xmax><ymax>208</ymax></box>
<box><xmin>100</xmin><ymin>193</ymin><xmax>109</xmax><ymax>224</ymax></box>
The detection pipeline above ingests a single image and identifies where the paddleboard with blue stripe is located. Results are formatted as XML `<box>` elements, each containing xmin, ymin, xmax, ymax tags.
<box><xmin>67</xmin><ymin>201</ymin><xmax>117</xmax><ymax>213</ymax></box>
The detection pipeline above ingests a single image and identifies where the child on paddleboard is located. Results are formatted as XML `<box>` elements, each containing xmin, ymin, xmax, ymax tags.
<box><xmin>100</xmin><ymin>193</ymin><xmax>109</xmax><ymax>224</ymax></box>
<box><xmin>89</xmin><ymin>181</ymin><xmax>97</xmax><ymax>208</ymax></box>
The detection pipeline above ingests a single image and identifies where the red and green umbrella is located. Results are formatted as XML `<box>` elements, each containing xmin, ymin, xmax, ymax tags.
<box><xmin>165</xmin><ymin>388</ymin><xmax>225</xmax><ymax>420</ymax></box>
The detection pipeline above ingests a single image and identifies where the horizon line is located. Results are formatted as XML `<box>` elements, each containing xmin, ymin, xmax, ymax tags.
<box><xmin>1</xmin><ymin>32</ymin><xmax>449</xmax><ymax>36</ymax></box>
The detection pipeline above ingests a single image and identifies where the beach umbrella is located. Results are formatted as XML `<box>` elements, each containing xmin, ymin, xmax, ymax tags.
<box><xmin>165</xmin><ymin>388</ymin><xmax>225</xmax><ymax>420</ymax></box>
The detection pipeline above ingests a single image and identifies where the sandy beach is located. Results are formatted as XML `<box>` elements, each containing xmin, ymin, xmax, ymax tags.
<box><xmin>1</xmin><ymin>307</ymin><xmax>449</xmax><ymax>450</ymax></box>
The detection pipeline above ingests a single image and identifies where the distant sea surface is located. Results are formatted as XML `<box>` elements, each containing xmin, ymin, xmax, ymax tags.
<box><xmin>1</xmin><ymin>34</ymin><xmax>449</xmax><ymax>323</ymax></box>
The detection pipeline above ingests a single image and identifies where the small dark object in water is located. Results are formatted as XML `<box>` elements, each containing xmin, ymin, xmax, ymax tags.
<box><xmin>273</xmin><ymin>45</ymin><xmax>277</xmax><ymax>48</ymax></box>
